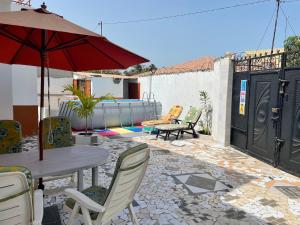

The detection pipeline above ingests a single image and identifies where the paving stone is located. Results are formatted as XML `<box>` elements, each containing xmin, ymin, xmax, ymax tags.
<box><xmin>21</xmin><ymin>135</ymin><xmax>300</xmax><ymax>225</ymax></box>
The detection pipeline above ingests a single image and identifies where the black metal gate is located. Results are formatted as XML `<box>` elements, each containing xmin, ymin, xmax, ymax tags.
<box><xmin>231</xmin><ymin>51</ymin><xmax>300</xmax><ymax>176</ymax></box>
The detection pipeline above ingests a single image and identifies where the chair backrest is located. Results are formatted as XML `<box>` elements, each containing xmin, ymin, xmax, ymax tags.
<box><xmin>0</xmin><ymin>120</ymin><xmax>22</xmax><ymax>154</ymax></box>
<box><xmin>0</xmin><ymin>166</ymin><xmax>33</xmax><ymax>225</ymax></box>
<box><xmin>161</xmin><ymin>105</ymin><xmax>183</xmax><ymax>121</ymax></box>
<box><xmin>97</xmin><ymin>143</ymin><xmax>150</xmax><ymax>224</ymax></box>
<box><xmin>182</xmin><ymin>107</ymin><xmax>202</xmax><ymax>126</ymax></box>
<box><xmin>42</xmin><ymin>116</ymin><xmax>73</xmax><ymax>149</ymax></box>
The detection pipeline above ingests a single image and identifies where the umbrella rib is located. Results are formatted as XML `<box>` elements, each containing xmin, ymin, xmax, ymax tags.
<box><xmin>87</xmin><ymin>40</ymin><xmax>126</xmax><ymax>69</ymax></box>
<box><xmin>54</xmin><ymin>35</ymin><xmax>77</xmax><ymax>71</ymax></box>
<box><xmin>47</xmin><ymin>35</ymin><xmax>87</xmax><ymax>52</ymax></box>
<box><xmin>10</xmin><ymin>28</ymin><xmax>35</xmax><ymax>64</ymax></box>
<box><xmin>46</xmin><ymin>31</ymin><xmax>57</xmax><ymax>48</ymax></box>
<box><xmin>0</xmin><ymin>26</ymin><xmax>39</xmax><ymax>51</ymax></box>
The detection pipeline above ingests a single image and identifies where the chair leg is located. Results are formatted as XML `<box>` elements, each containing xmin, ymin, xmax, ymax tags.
<box><xmin>81</xmin><ymin>207</ymin><xmax>94</xmax><ymax>225</ymax></box>
<box><xmin>176</xmin><ymin>130</ymin><xmax>180</xmax><ymax>140</ymax></box>
<box><xmin>164</xmin><ymin>131</ymin><xmax>168</xmax><ymax>141</ymax></box>
<box><xmin>128</xmin><ymin>203</ymin><xmax>139</xmax><ymax>225</ymax></box>
<box><xmin>67</xmin><ymin>203</ymin><xmax>80</xmax><ymax>225</ymax></box>
<box><xmin>156</xmin><ymin>129</ymin><xmax>160</xmax><ymax>139</ymax></box>
<box><xmin>192</xmin><ymin>128</ymin><xmax>198</xmax><ymax>138</ymax></box>
<box><xmin>71</xmin><ymin>173</ymin><xmax>76</xmax><ymax>185</ymax></box>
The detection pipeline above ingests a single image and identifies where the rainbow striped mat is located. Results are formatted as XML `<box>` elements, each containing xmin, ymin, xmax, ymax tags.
<box><xmin>94</xmin><ymin>126</ymin><xmax>145</xmax><ymax>137</ymax></box>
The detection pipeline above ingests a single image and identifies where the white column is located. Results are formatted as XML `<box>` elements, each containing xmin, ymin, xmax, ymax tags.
<box><xmin>211</xmin><ymin>57</ymin><xmax>234</xmax><ymax>146</ymax></box>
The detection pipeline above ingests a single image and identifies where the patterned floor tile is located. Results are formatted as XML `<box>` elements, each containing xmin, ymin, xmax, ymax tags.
<box><xmin>174</xmin><ymin>173</ymin><xmax>230</xmax><ymax>194</ymax></box>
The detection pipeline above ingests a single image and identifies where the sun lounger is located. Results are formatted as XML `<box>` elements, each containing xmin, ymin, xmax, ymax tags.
<box><xmin>155</xmin><ymin>107</ymin><xmax>202</xmax><ymax>140</ymax></box>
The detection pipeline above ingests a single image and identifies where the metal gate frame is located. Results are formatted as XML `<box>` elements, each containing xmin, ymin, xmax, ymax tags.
<box><xmin>231</xmin><ymin>50</ymin><xmax>300</xmax><ymax>176</ymax></box>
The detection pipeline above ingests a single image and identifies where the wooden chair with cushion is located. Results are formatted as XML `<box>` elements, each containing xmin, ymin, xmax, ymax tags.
<box><xmin>42</xmin><ymin>116</ymin><xmax>75</xmax><ymax>185</ymax></box>
<box><xmin>0</xmin><ymin>120</ymin><xmax>22</xmax><ymax>154</ymax></box>
<box><xmin>0</xmin><ymin>166</ymin><xmax>43</xmax><ymax>225</ymax></box>
<box><xmin>142</xmin><ymin>105</ymin><xmax>183</xmax><ymax>126</ymax></box>
<box><xmin>156</xmin><ymin>107</ymin><xmax>202</xmax><ymax>140</ymax></box>
<box><xmin>64</xmin><ymin>143</ymin><xmax>150</xmax><ymax>225</ymax></box>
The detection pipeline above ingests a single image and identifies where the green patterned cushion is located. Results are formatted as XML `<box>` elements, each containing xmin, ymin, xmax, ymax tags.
<box><xmin>43</xmin><ymin>116</ymin><xmax>73</xmax><ymax>149</ymax></box>
<box><xmin>0</xmin><ymin>120</ymin><xmax>22</xmax><ymax>154</ymax></box>
<box><xmin>156</xmin><ymin>123</ymin><xmax>189</xmax><ymax>131</ymax></box>
<box><xmin>66</xmin><ymin>186</ymin><xmax>109</xmax><ymax>220</ymax></box>
<box><xmin>182</xmin><ymin>107</ymin><xmax>202</xmax><ymax>125</ymax></box>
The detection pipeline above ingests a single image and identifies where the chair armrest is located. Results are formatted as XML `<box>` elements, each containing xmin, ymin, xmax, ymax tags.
<box><xmin>173</xmin><ymin>119</ymin><xmax>181</xmax><ymax>124</ymax></box>
<box><xmin>33</xmin><ymin>190</ymin><xmax>43</xmax><ymax>225</ymax></box>
<box><xmin>65</xmin><ymin>189</ymin><xmax>105</xmax><ymax>213</ymax></box>
<box><xmin>186</xmin><ymin>121</ymin><xmax>195</xmax><ymax>128</ymax></box>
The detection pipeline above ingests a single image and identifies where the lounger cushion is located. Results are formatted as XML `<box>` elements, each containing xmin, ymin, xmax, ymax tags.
<box><xmin>42</xmin><ymin>116</ymin><xmax>73</xmax><ymax>149</ymax></box>
<box><xmin>142</xmin><ymin>119</ymin><xmax>170</xmax><ymax>126</ymax></box>
<box><xmin>156</xmin><ymin>124</ymin><xmax>189</xmax><ymax>131</ymax></box>
<box><xmin>161</xmin><ymin>105</ymin><xmax>183</xmax><ymax>121</ymax></box>
<box><xmin>65</xmin><ymin>186</ymin><xmax>109</xmax><ymax>220</ymax></box>
<box><xmin>141</xmin><ymin>105</ymin><xmax>183</xmax><ymax>126</ymax></box>
<box><xmin>0</xmin><ymin>120</ymin><xmax>22</xmax><ymax>154</ymax></box>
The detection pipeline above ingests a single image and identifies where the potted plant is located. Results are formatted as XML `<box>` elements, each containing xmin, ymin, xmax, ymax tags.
<box><xmin>64</xmin><ymin>84</ymin><xmax>114</xmax><ymax>145</ymax></box>
<box><xmin>198</xmin><ymin>91</ymin><xmax>212</xmax><ymax>136</ymax></box>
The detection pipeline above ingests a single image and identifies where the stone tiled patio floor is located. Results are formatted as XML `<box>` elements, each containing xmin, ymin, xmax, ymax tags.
<box><xmin>24</xmin><ymin>134</ymin><xmax>300</xmax><ymax>225</ymax></box>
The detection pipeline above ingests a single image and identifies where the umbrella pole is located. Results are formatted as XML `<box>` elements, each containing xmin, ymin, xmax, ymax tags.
<box><xmin>38</xmin><ymin>29</ymin><xmax>46</xmax><ymax>189</ymax></box>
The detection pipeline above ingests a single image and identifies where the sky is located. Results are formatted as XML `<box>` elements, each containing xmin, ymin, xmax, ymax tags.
<box><xmin>32</xmin><ymin>0</ymin><xmax>300</xmax><ymax>67</ymax></box>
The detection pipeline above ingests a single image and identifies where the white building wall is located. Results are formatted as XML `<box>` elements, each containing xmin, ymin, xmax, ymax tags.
<box><xmin>37</xmin><ymin>76</ymin><xmax>73</xmax><ymax>116</ymax></box>
<box><xmin>0</xmin><ymin>1</ymin><xmax>12</xmax><ymax>119</ymax></box>
<box><xmin>12</xmin><ymin>65</ymin><xmax>37</xmax><ymax>105</ymax></box>
<box><xmin>0</xmin><ymin>64</ymin><xmax>13</xmax><ymax>119</ymax></box>
<box><xmin>91</xmin><ymin>77</ymin><xmax>124</xmax><ymax>98</ymax></box>
<box><xmin>0</xmin><ymin>0</ymin><xmax>11</xmax><ymax>11</ymax></box>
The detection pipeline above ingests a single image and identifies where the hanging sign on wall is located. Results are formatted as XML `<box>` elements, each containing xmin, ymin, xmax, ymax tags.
<box><xmin>239</xmin><ymin>80</ymin><xmax>247</xmax><ymax>115</ymax></box>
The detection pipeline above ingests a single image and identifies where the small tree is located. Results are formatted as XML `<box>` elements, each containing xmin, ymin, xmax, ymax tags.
<box><xmin>64</xmin><ymin>84</ymin><xmax>114</xmax><ymax>135</ymax></box>
<box><xmin>284</xmin><ymin>36</ymin><xmax>300</xmax><ymax>67</ymax></box>
<box><xmin>199</xmin><ymin>91</ymin><xmax>212</xmax><ymax>135</ymax></box>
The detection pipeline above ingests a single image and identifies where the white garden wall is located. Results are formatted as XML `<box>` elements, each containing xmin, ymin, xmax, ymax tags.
<box><xmin>139</xmin><ymin>57</ymin><xmax>233</xmax><ymax>146</ymax></box>
<box><xmin>139</xmin><ymin>71</ymin><xmax>215</xmax><ymax>118</ymax></box>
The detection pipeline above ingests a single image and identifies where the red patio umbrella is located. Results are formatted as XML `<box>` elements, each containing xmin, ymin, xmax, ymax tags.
<box><xmin>0</xmin><ymin>3</ymin><xmax>148</xmax><ymax>186</ymax></box>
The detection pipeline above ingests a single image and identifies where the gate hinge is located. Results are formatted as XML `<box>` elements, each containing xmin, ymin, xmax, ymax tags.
<box><xmin>273</xmin><ymin>137</ymin><xmax>285</xmax><ymax>168</ymax></box>
<box><xmin>275</xmin><ymin>137</ymin><xmax>285</xmax><ymax>146</ymax></box>
<box><xmin>279</xmin><ymin>79</ymin><xmax>289</xmax><ymax>95</ymax></box>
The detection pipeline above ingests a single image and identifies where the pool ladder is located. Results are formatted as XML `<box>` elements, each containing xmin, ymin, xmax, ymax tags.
<box><xmin>142</xmin><ymin>92</ymin><xmax>158</xmax><ymax>120</ymax></box>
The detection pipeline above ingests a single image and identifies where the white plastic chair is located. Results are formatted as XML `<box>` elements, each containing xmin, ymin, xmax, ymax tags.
<box><xmin>64</xmin><ymin>143</ymin><xmax>150</xmax><ymax>225</ymax></box>
<box><xmin>0</xmin><ymin>169</ymin><xmax>43</xmax><ymax>225</ymax></box>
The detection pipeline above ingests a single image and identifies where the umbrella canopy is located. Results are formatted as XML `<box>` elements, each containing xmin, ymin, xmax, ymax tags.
<box><xmin>0</xmin><ymin>3</ymin><xmax>148</xmax><ymax>183</ymax></box>
<box><xmin>0</xmin><ymin>5</ymin><xmax>148</xmax><ymax>71</ymax></box>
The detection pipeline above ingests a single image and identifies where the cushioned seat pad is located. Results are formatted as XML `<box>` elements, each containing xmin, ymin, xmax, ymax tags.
<box><xmin>156</xmin><ymin>124</ymin><xmax>189</xmax><ymax>131</ymax></box>
<box><xmin>65</xmin><ymin>186</ymin><xmax>109</xmax><ymax>220</ymax></box>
